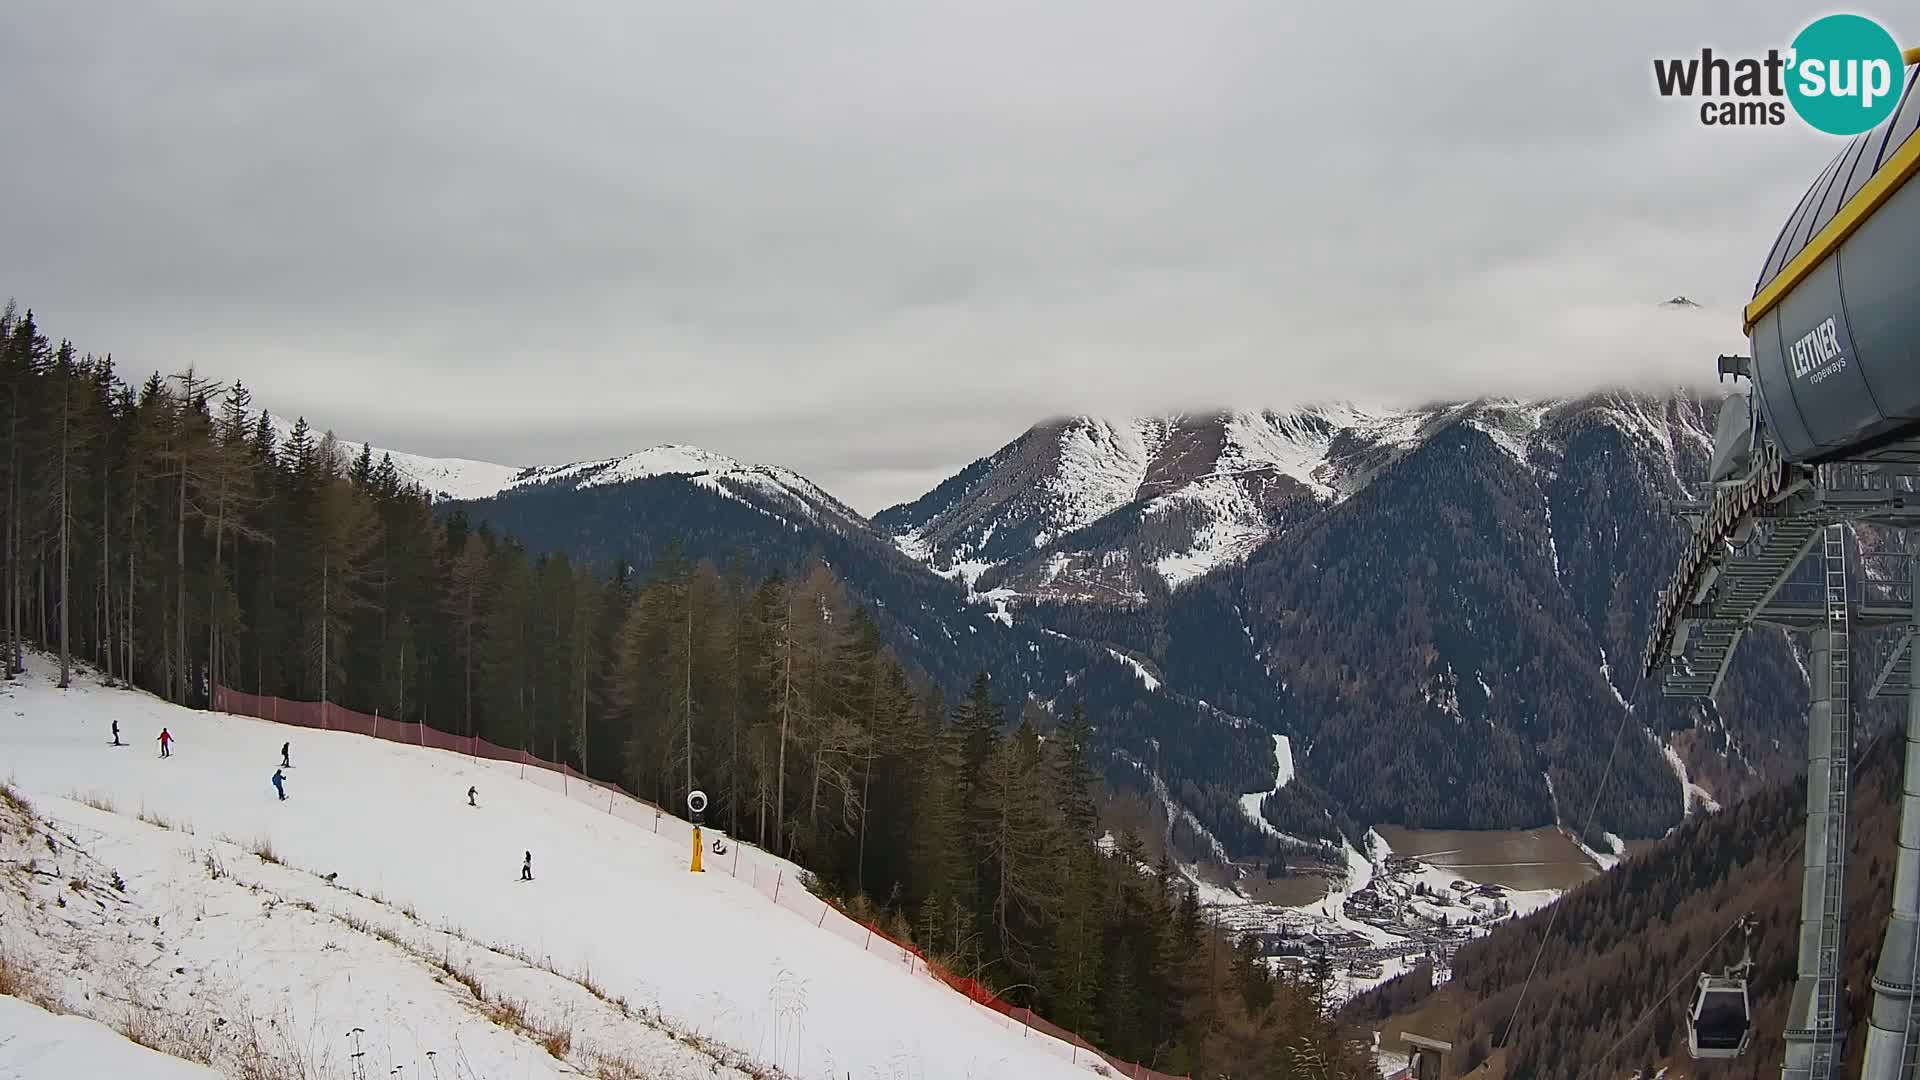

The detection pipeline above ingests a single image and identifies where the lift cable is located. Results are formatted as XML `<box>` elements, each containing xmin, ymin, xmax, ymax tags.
<box><xmin>1497</xmin><ymin>692</ymin><xmax>1636</xmax><ymax>1053</ymax></box>
<box><xmin>1574</xmin><ymin>913</ymin><xmax>1750</xmax><ymax>1080</ymax></box>
<box><xmin>1576</xmin><ymin>722</ymin><xmax>1883</xmax><ymax>1076</ymax></box>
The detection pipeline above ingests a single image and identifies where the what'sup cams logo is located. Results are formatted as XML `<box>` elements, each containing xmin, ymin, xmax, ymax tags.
<box><xmin>1654</xmin><ymin>14</ymin><xmax>1905</xmax><ymax>134</ymax></box>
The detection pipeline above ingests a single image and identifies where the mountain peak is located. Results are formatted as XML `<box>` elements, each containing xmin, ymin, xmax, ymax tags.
<box><xmin>514</xmin><ymin>444</ymin><xmax>751</xmax><ymax>490</ymax></box>
<box><xmin>882</xmin><ymin>391</ymin><xmax>1721</xmax><ymax>602</ymax></box>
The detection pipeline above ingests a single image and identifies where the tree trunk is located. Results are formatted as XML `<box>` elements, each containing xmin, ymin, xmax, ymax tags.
<box><xmin>6</xmin><ymin>398</ymin><xmax>18</xmax><ymax>680</ymax></box>
<box><xmin>857</xmin><ymin>658</ymin><xmax>877</xmax><ymax>887</ymax></box>
<box><xmin>463</xmin><ymin>594</ymin><xmax>473</xmax><ymax>738</ymax></box>
<box><xmin>125</xmin><ymin>540</ymin><xmax>134</xmax><ymax>689</ymax></box>
<box><xmin>685</xmin><ymin>586</ymin><xmax>694</xmax><ymax>799</ymax></box>
<box><xmin>58</xmin><ymin>378</ymin><xmax>70</xmax><ymax>688</ymax></box>
<box><xmin>208</xmin><ymin>486</ymin><xmax>224</xmax><ymax>699</ymax></box>
<box><xmin>777</xmin><ymin>592</ymin><xmax>793</xmax><ymax>852</ymax></box>
<box><xmin>175</xmin><ymin>452</ymin><xmax>187</xmax><ymax>704</ymax></box>
<box><xmin>320</xmin><ymin>549</ymin><xmax>328</xmax><ymax>726</ymax></box>
<box><xmin>100</xmin><ymin>458</ymin><xmax>111</xmax><ymax>679</ymax></box>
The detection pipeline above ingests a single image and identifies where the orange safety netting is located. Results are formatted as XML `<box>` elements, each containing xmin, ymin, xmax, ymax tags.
<box><xmin>210</xmin><ymin>686</ymin><xmax>1188</xmax><ymax>1080</ymax></box>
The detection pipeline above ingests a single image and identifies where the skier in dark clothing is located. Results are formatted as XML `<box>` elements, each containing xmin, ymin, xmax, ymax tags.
<box><xmin>110</xmin><ymin>720</ymin><xmax>122</xmax><ymax>746</ymax></box>
<box><xmin>467</xmin><ymin>786</ymin><xmax>477</xmax><ymax>807</ymax></box>
<box><xmin>521</xmin><ymin>851</ymin><xmax>532</xmax><ymax>881</ymax></box>
<box><xmin>280</xmin><ymin>742</ymin><xmax>290</xmax><ymax>768</ymax></box>
<box><xmin>272</xmin><ymin>769</ymin><xmax>286</xmax><ymax>801</ymax></box>
<box><xmin>157</xmin><ymin>728</ymin><xmax>173</xmax><ymax>758</ymax></box>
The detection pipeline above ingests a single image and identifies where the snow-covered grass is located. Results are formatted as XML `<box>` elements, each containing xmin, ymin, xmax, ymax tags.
<box><xmin>0</xmin><ymin>656</ymin><xmax>1108</xmax><ymax>1080</ymax></box>
<box><xmin>0</xmin><ymin>995</ymin><xmax>222</xmax><ymax>1079</ymax></box>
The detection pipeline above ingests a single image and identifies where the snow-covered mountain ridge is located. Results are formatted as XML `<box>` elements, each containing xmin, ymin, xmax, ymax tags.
<box><xmin>266</xmin><ymin>414</ymin><xmax>859</xmax><ymax>528</ymax></box>
<box><xmin>875</xmin><ymin>395</ymin><xmax>1712</xmax><ymax>602</ymax></box>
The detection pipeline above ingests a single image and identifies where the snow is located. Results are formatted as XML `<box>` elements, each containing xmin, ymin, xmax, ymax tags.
<box><xmin>1656</xmin><ymin>735</ymin><xmax>1720</xmax><ymax>818</ymax></box>
<box><xmin>515</xmin><ymin>444</ymin><xmax>737</xmax><ymax>489</ymax></box>
<box><xmin>1462</xmin><ymin>400</ymin><xmax>1553</xmax><ymax>464</ymax></box>
<box><xmin>265</xmin><ymin>413</ymin><xmax>855</xmax><ymax>528</ymax></box>
<box><xmin>1039</xmin><ymin>418</ymin><xmax>1172</xmax><ymax>547</ymax></box>
<box><xmin>1543</xmin><ymin>495</ymin><xmax>1561</xmax><ymax>577</ymax></box>
<box><xmin>0</xmin><ymin>658</ymin><xmax>1112</xmax><ymax>1080</ymax></box>
<box><xmin>0</xmin><ymin>996</ymin><xmax>222</xmax><ymax>1079</ymax></box>
<box><xmin>1146</xmin><ymin>406</ymin><xmax>1435</xmax><ymax>587</ymax></box>
<box><xmin>1568</xmin><ymin>830</ymin><xmax>1623</xmax><ymax>873</ymax></box>
<box><xmin>1237</xmin><ymin>735</ymin><xmax>1295</xmax><ymax>839</ymax></box>
<box><xmin>268</xmin><ymin>414</ymin><xmax>524</xmax><ymax>503</ymax></box>
<box><xmin>1598</xmin><ymin>649</ymin><xmax>1632</xmax><ymax>711</ymax></box>
<box><xmin>1107</xmin><ymin>649</ymin><xmax>1161</xmax><ymax>692</ymax></box>
<box><xmin>510</xmin><ymin>448</ymin><xmax>861</xmax><ymax>530</ymax></box>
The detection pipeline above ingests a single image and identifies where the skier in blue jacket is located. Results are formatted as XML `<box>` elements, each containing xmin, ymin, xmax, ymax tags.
<box><xmin>271</xmin><ymin>769</ymin><xmax>286</xmax><ymax>801</ymax></box>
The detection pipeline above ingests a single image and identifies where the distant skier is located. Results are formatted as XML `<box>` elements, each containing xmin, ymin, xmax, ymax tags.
<box><xmin>271</xmin><ymin>769</ymin><xmax>286</xmax><ymax>801</ymax></box>
<box><xmin>520</xmin><ymin>851</ymin><xmax>532</xmax><ymax>882</ymax></box>
<box><xmin>110</xmin><ymin>720</ymin><xmax>122</xmax><ymax>746</ymax></box>
<box><xmin>157</xmin><ymin>728</ymin><xmax>173</xmax><ymax>759</ymax></box>
<box><xmin>280</xmin><ymin>741</ymin><xmax>290</xmax><ymax>768</ymax></box>
<box><xmin>467</xmin><ymin>786</ymin><xmax>477</xmax><ymax>807</ymax></box>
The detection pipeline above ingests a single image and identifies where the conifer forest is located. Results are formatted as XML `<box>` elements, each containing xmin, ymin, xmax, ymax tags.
<box><xmin>0</xmin><ymin>303</ymin><xmax>1376</xmax><ymax>1077</ymax></box>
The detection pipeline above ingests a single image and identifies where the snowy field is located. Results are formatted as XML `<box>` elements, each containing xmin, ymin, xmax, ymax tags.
<box><xmin>0</xmin><ymin>656</ymin><xmax>1108</xmax><ymax>1080</ymax></box>
<box><xmin>0</xmin><ymin>996</ymin><xmax>220</xmax><ymax>1079</ymax></box>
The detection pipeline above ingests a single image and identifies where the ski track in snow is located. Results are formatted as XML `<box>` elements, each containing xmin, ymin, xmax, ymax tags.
<box><xmin>0</xmin><ymin>657</ymin><xmax>1111</xmax><ymax>1080</ymax></box>
<box><xmin>1237</xmin><ymin>735</ymin><xmax>1295</xmax><ymax>839</ymax></box>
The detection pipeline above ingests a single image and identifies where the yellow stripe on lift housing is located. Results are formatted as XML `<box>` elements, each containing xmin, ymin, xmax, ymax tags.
<box><xmin>1745</xmin><ymin>49</ymin><xmax>1920</xmax><ymax>333</ymax></box>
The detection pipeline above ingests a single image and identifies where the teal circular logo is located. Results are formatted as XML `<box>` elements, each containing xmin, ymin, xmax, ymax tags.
<box><xmin>1787</xmin><ymin>15</ymin><xmax>1905</xmax><ymax>135</ymax></box>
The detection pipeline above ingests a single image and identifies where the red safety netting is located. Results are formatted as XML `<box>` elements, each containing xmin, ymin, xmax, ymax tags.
<box><xmin>210</xmin><ymin>686</ymin><xmax>1188</xmax><ymax>1080</ymax></box>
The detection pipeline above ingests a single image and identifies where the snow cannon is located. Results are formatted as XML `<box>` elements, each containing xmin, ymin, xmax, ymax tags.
<box><xmin>687</xmin><ymin>789</ymin><xmax>708</xmax><ymax>873</ymax></box>
<box><xmin>1745</xmin><ymin>52</ymin><xmax>1920</xmax><ymax>465</ymax></box>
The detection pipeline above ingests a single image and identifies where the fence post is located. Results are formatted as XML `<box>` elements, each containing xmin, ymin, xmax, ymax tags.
<box><xmin>731</xmin><ymin>843</ymin><xmax>740</xmax><ymax>876</ymax></box>
<box><xmin>373</xmin><ymin>710</ymin><xmax>379</xmax><ymax>741</ymax></box>
<box><xmin>774</xmin><ymin>872</ymin><xmax>782</xmax><ymax>902</ymax></box>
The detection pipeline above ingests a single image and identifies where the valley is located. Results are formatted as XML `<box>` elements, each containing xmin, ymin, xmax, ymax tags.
<box><xmin>1370</xmin><ymin>826</ymin><xmax>1604</xmax><ymax>893</ymax></box>
<box><xmin>257</xmin><ymin>387</ymin><xmax>1820</xmax><ymax>887</ymax></box>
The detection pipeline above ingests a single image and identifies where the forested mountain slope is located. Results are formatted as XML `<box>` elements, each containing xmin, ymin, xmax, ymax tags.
<box><xmin>1350</xmin><ymin>731</ymin><xmax>1907</xmax><ymax>1078</ymax></box>
<box><xmin>7</xmin><ymin>282</ymin><xmax>1832</xmax><ymax>871</ymax></box>
<box><xmin>0</xmin><ymin>304</ymin><xmax>1375</xmax><ymax>1076</ymax></box>
<box><xmin>1003</xmin><ymin>394</ymin><xmax>1821</xmax><ymax>843</ymax></box>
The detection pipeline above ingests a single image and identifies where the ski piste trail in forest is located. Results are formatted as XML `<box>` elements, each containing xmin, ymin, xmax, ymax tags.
<box><xmin>0</xmin><ymin>655</ymin><xmax>1108</xmax><ymax>1080</ymax></box>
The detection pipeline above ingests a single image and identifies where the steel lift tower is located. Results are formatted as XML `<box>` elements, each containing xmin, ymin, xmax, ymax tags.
<box><xmin>1644</xmin><ymin>50</ymin><xmax>1920</xmax><ymax>1080</ymax></box>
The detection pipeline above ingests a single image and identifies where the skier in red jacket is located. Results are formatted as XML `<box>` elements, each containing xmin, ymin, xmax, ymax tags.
<box><xmin>157</xmin><ymin>728</ymin><xmax>174</xmax><ymax>759</ymax></box>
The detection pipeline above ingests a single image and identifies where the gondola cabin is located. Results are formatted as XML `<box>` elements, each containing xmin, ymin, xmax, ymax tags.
<box><xmin>1687</xmin><ymin>973</ymin><xmax>1754</xmax><ymax>1059</ymax></box>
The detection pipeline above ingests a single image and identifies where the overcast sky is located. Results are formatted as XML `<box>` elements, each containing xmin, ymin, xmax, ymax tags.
<box><xmin>0</xmin><ymin>3</ymin><xmax>1899</xmax><ymax>511</ymax></box>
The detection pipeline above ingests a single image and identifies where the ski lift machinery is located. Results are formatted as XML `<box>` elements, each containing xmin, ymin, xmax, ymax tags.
<box><xmin>1643</xmin><ymin>48</ymin><xmax>1920</xmax><ymax>1080</ymax></box>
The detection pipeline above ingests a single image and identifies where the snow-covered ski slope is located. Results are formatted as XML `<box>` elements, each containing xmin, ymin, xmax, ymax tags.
<box><xmin>0</xmin><ymin>659</ymin><xmax>1106</xmax><ymax>1080</ymax></box>
<box><xmin>0</xmin><ymin>996</ymin><xmax>220</xmax><ymax>1079</ymax></box>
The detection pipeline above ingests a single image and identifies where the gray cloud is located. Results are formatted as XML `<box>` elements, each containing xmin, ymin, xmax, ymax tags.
<box><xmin>1</xmin><ymin>2</ymin><xmax>1899</xmax><ymax>512</ymax></box>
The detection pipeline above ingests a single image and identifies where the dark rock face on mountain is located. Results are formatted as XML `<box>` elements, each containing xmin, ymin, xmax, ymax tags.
<box><xmin>451</xmin><ymin>390</ymin><xmax>1828</xmax><ymax>876</ymax></box>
